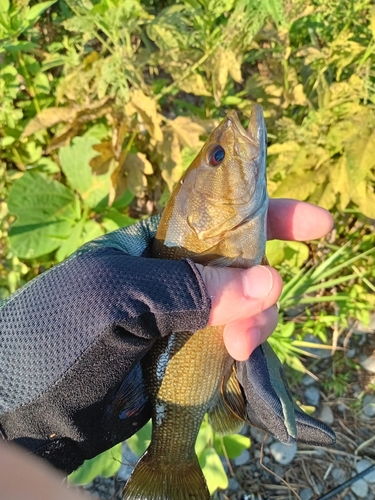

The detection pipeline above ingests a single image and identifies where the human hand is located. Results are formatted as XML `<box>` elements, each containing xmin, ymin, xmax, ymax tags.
<box><xmin>196</xmin><ymin>199</ymin><xmax>334</xmax><ymax>361</ymax></box>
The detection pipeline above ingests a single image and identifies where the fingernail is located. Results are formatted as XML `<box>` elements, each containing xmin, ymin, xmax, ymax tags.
<box><xmin>242</xmin><ymin>266</ymin><xmax>273</xmax><ymax>299</ymax></box>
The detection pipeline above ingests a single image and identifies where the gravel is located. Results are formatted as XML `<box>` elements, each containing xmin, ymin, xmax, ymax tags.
<box><xmin>350</xmin><ymin>477</ymin><xmax>369</xmax><ymax>498</ymax></box>
<box><xmin>269</xmin><ymin>441</ymin><xmax>297</xmax><ymax>465</ymax></box>
<box><xmin>304</xmin><ymin>386</ymin><xmax>321</xmax><ymax>406</ymax></box>
<box><xmin>362</xmin><ymin>394</ymin><xmax>375</xmax><ymax>417</ymax></box>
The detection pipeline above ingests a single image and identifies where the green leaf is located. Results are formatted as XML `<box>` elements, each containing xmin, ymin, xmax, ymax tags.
<box><xmin>33</xmin><ymin>157</ymin><xmax>61</xmax><ymax>174</ymax></box>
<box><xmin>55</xmin><ymin>218</ymin><xmax>85</xmax><ymax>262</ymax></box>
<box><xmin>345</xmin><ymin>130</ymin><xmax>375</xmax><ymax>188</ymax></box>
<box><xmin>4</xmin><ymin>41</ymin><xmax>38</xmax><ymax>53</ymax></box>
<box><xmin>7</xmin><ymin>172</ymin><xmax>78</xmax><ymax>259</ymax></box>
<box><xmin>81</xmin><ymin>219</ymin><xmax>104</xmax><ymax>244</ymax></box>
<box><xmin>102</xmin><ymin>208</ymin><xmax>136</xmax><ymax>231</ymax></box>
<box><xmin>198</xmin><ymin>447</ymin><xmax>228</xmax><ymax>494</ymax></box>
<box><xmin>68</xmin><ymin>443</ymin><xmax>122</xmax><ymax>485</ymax></box>
<box><xmin>26</xmin><ymin>1</ymin><xmax>57</xmax><ymax>22</ymax></box>
<box><xmin>34</xmin><ymin>72</ymin><xmax>51</xmax><ymax>94</ymax></box>
<box><xmin>213</xmin><ymin>434</ymin><xmax>250</xmax><ymax>459</ymax></box>
<box><xmin>7</xmin><ymin>171</ymin><xmax>74</xmax><ymax>220</ymax></box>
<box><xmin>112</xmin><ymin>189</ymin><xmax>134</xmax><ymax>210</ymax></box>
<box><xmin>195</xmin><ymin>420</ymin><xmax>214</xmax><ymax>457</ymax></box>
<box><xmin>127</xmin><ymin>420</ymin><xmax>152</xmax><ymax>458</ymax></box>
<box><xmin>267</xmin><ymin>240</ymin><xmax>309</xmax><ymax>269</ymax></box>
<box><xmin>59</xmin><ymin>136</ymin><xmax>100</xmax><ymax>196</ymax></box>
<box><xmin>0</xmin><ymin>0</ymin><xmax>9</xmax><ymax>14</ymax></box>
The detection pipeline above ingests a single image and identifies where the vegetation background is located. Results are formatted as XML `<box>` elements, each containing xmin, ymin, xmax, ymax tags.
<box><xmin>1</xmin><ymin>0</ymin><xmax>375</xmax><ymax>496</ymax></box>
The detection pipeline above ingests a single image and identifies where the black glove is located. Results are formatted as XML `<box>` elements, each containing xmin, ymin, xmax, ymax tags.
<box><xmin>0</xmin><ymin>215</ymin><xmax>211</xmax><ymax>474</ymax></box>
<box><xmin>236</xmin><ymin>342</ymin><xmax>336</xmax><ymax>446</ymax></box>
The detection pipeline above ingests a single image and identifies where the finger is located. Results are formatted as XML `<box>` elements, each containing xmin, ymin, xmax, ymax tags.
<box><xmin>195</xmin><ymin>264</ymin><xmax>283</xmax><ymax>326</ymax></box>
<box><xmin>223</xmin><ymin>306</ymin><xmax>279</xmax><ymax>361</ymax></box>
<box><xmin>268</xmin><ymin>199</ymin><xmax>334</xmax><ymax>241</ymax></box>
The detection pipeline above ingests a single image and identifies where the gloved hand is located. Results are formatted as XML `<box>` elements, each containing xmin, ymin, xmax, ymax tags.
<box><xmin>0</xmin><ymin>215</ymin><xmax>213</xmax><ymax>474</ymax></box>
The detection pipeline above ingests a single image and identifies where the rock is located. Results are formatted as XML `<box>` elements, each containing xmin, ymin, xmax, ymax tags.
<box><xmin>270</xmin><ymin>441</ymin><xmax>297</xmax><ymax>465</ymax></box>
<box><xmin>350</xmin><ymin>478</ymin><xmax>368</xmax><ymax>498</ymax></box>
<box><xmin>319</xmin><ymin>403</ymin><xmax>334</xmax><ymax>424</ymax></box>
<box><xmin>362</xmin><ymin>394</ymin><xmax>375</xmax><ymax>417</ymax></box>
<box><xmin>337</xmin><ymin>403</ymin><xmax>347</xmax><ymax>413</ymax></box>
<box><xmin>343</xmin><ymin>494</ymin><xmax>356</xmax><ymax>500</ymax></box>
<box><xmin>304</xmin><ymin>386</ymin><xmax>321</xmax><ymax>406</ymax></box>
<box><xmin>355</xmin><ymin>459</ymin><xmax>375</xmax><ymax>483</ymax></box>
<box><xmin>249</xmin><ymin>426</ymin><xmax>273</xmax><ymax>444</ymax></box>
<box><xmin>360</xmin><ymin>353</ymin><xmax>375</xmax><ymax>374</ymax></box>
<box><xmin>299</xmin><ymin>487</ymin><xmax>313</xmax><ymax>500</ymax></box>
<box><xmin>352</xmin><ymin>384</ymin><xmax>362</xmax><ymax>398</ymax></box>
<box><xmin>302</xmin><ymin>374</ymin><xmax>316</xmax><ymax>386</ymax></box>
<box><xmin>347</xmin><ymin>348</ymin><xmax>357</xmax><ymax>358</ymax></box>
<box><xmin>228</xmin><ymin>478</ymin><xmax>240</xmax><ymax>492</ymax></box>
<box><xmin>272</xmin><ymin>464</ymin><xmax>285</xmax><ymax>483</ymax></box>
<box><xmin>234</xmin><ymin>449</ymin><xmax>250</xmax><ymax>466</ymax></box>
<box><xmin>354</xmin><ymin>313</ymin><xmax>375</xmax><ymax>334</ymax></box>
<box><xmin>332</xmin><ymin>467</ymin><xmax>348</xmax><ymax>483</ymax></box>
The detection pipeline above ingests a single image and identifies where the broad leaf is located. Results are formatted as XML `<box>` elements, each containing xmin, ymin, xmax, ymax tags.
<box><xmin>8</xmin><ymin>172</ymin><xmax>78</xmax><ymax>259</ymax></box>
<box><xmin>213</xmin><ymin>434</ymin><xmax>250</xmax><ymax>460</ymax></box>
<box><xmin>59</xmin><ymin>136</ymin><xmax>100</xmax><ymax>197</ymax></box>
<box><xmin>198</xmin><ymin>447</ymin><xmax>228</xmax><ymax>494</ymax></box>
<box><xmin>68</xmin><ymin>443</ymin><xmax>122</xmax><ymax>485</ymax></box>
<box><xmin>127</xmin><ymin>420</ymin><xmax>152</xmax><ymax>458</ymax></box>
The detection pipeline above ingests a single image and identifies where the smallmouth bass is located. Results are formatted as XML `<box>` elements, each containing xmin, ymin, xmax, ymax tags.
<box><xmin>123</xmin><ymin>104</ymin><xmax>268</xmax><ymax>500</ymax></box>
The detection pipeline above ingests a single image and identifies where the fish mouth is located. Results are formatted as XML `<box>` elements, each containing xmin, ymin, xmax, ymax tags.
<box><xmin>226</xmin><ymin>105</ymin><xmax>267</xmax><ymax>147</ymax></box>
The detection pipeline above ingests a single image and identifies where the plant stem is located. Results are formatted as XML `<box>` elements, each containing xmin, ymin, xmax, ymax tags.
<box><xmin>16</xmin><ymin>52</ymin><xmax>41</xmax><ymax>114</ymax></box>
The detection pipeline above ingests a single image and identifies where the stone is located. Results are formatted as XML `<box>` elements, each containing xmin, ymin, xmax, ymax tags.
<box><xmin>272</xmin><ymin>464</ymin><xmax>285</xmax><ymax>483</ymax></box>
<box><xmin>350</xmin><ymin>478</ymin><xmax>368</xmax><ymax>498</ymax></box>
<box><xmin>234</xmin><ymin>449</ymin><xmax>250</xmax><ymax>466</ymax></box>
<box><xmin>355</xmin><ymin>459</ymin><xmax>375</xmax><ymax>483</ymax></box>
<box><xmin>228</xmin><ymin>478</ymin><xmax>240</xmax><ymax>491</ymax></box>
<box><xmin>354</xmin><ymin>313</ymin><xmax>375</xmax><ymax>334</ymax></box>
<box><xmin>304</xmin><ymin>386</ymin><xmax>321</xmax><ymax>407</ymax></box>
<box><xmin>343</xmin><ymin>494</ymin><xmax>356</xmax><ymax>500</ymax></box>
<box><xmin>299</xmin><ymin>487</ymin><xmax>313</xmax><ymax>500</ymax></box>
<box><xmin>360</xmin><ymin>353</ymin><xmax>375</xmax><ymax>374</ymax></box>
<box><xmin>332</xmin><ymin>467</ymin><xmax>348</xmax><ymax>483</ymax></box>
<box><xmin>302</xmin><ymin>374</ymin><xmax>316</xmax><ymax>386</ymax></box>
<box><xmin>319</xmin><ymin>403</ymin><xmax>334</xmax><ymax>424</ymax></box>
<box><xmin>250</xmin><ymin>426</ymin><xmax>272</xmax><ymax>444</ymax></box>
<box><xmin>270</xmin><ymin>441</ymin><xmax>297</xmax><ymax>465</ymax></box>
<box><xmin>362</xmin><ymin>394</ymin><xmax>375</xmax><ymax>417</ymax></box>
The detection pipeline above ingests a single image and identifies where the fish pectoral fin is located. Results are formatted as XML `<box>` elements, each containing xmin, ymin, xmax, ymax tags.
<box><xmin>208</xmin><ymin>367</ymin><xmax>246</xmax><ymax>435</ymax></box>
<box><xmin>235</xmin><ymin>342</ymin><xmax>336</xmax><ymax>446</ymax></box>
<box><xmin>123</xmin><ymin>450</ymin><xmax>210</xmax><ymax>500</ymax></box>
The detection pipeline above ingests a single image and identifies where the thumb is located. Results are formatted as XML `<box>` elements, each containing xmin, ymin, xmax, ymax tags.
<box><xmin>195</xmin><ymin>264</ymin><xmax>283</xmax><ymax>327</ymax></box>
<box><xmin>195</xmin><ymin>264</ymin><xmax>282</xmax><ymax>360</ymax></box>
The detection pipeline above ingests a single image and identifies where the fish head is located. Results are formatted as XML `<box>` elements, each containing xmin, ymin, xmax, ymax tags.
<box><xmin>156</xmin><ymin>104</ymin><xmax>269</xmax><ymax>267</ymax></box>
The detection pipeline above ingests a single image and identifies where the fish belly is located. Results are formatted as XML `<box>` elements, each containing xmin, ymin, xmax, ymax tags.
<box><xmin>123</xmin><ymin>326</ymin><xmax>231</xmax><ymax>500</ymax></box>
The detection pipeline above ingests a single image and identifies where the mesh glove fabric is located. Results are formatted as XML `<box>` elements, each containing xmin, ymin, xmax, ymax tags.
<box><xmin>0</xmin><ymin>215</ymin><xmax>211</xmax><ymax>473</ymax></box>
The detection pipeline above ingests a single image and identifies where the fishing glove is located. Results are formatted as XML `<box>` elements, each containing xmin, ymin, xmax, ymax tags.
<box><xmin>236</xmin><ymin>343</ymin><xmax>336</xmax><ymax>446</ymax></box>
<box><xmin>0</xmin><ymin>214</ymin><xmax>211</xmax><ymax>474</ymax></box>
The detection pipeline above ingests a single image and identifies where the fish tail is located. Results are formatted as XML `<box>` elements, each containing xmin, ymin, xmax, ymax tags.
<box><xmin>123</xmin><ymin>450</ymin><xmax>210</xmax><ymax>500</ymax></box>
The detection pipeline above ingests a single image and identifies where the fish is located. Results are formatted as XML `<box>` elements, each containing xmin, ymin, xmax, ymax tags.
<box><xmin>122</xmin><ymin>104</ymin><xmax>269</xmax><ymax>500</ymax></box>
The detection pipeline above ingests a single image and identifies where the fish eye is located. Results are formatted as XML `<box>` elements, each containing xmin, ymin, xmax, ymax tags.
<box><xmin>208</xmin><ymin>145</ymin><xmax>225</xmax><ymax>166</ymax></box>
